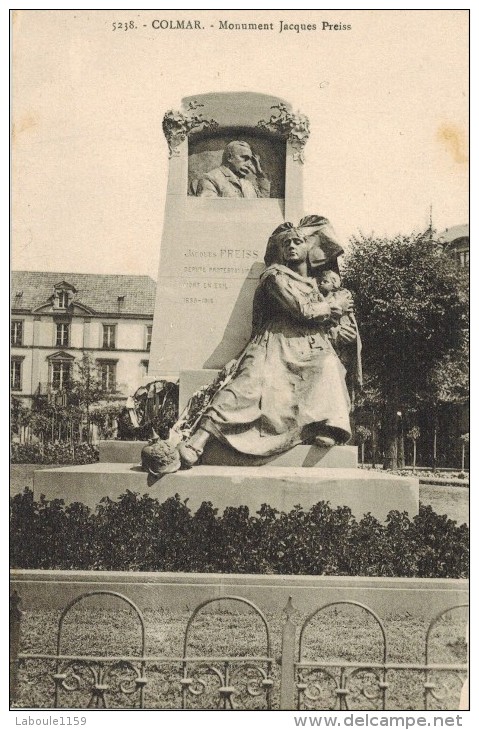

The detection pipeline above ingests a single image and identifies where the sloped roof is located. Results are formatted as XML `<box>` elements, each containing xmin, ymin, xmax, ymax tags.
<box><xmin>438</xmin><ymin>224</ymin><xmax>469</xmax><ymax>244</ymax></box>
<box><xmin>11</xmin><ymin>271</ymin><xmax>156</xmax><ymax>316</ymax></box>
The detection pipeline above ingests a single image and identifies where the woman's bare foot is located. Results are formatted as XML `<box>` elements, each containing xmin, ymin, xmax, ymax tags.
<box><xmin>177</xmin><ymin>442</ymin><xmax>204</xmax><ymax>468</ymax></box>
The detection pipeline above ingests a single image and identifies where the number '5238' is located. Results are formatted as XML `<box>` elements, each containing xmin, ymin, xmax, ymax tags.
<box><xmin>112</xmin><ymin>21</ymin><xmax>137</xmax><ymax>31</ymax></box>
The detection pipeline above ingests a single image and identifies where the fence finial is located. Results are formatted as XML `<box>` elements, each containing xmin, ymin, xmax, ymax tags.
<box><xmin>283</xmin><ymin>595</ymin><xmax>297</xmax><ymax>619</ymax></box>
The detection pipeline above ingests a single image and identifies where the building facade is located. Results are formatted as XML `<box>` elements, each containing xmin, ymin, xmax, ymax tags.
<box><xmin>11</xmin><ymin>271</ymin><xmax>155</xmax><ymax>406</ymax></box>
<box><xmin>438</xmin><ymin>223</ymin><xmax>469</xmax><ymax>268</ymax></box>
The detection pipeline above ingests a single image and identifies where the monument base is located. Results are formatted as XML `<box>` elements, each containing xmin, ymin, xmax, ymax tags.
<box><xmin>98</xmin><ymin>440</ymin><xmax>358</xmax><ymax>468</ymax></box>
<box><xmin>201</xmin><ymin>440</ymin><xmax>358</xmax><ymax>468</ymax></box>
<box><xmin>33</xmin><ymin>463</ymin><xmax>419</xmax><ymax>521</ymax></box>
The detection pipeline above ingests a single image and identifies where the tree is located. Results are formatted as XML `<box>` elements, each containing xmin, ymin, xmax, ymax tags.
<box><xmin>30</xmin><ymin>354</ymin><xmax>111</xmax><ymax>444</ymax></box>
<box><xmin>67</xmin><ymin>354</ymin><xmax>112</xmax><ymax>443</ymax></box>
<box><xmin>342</xmin><ymin>232</ymin><xmax>468</xmax><ymax>469</ymax></box>
<box><xmin>459</xmin><ymin>433</ymin><xmax>469</xmax><ymax>474</ymax></box>
<box><xmin>427</xmin><ymin>330</ymin><xmax>469</xmax><ymax>406</ymax></box>
<box><xmin>89</xmin><ymin>403</ymin><xmax>124</xmax><ymax>440</ymax></box>
<box><xmin>353</xmin><ymin>376</ymin><xmax>385</xmax><ymax>468</ymax></box>
<box><xmin>355</xmin><ymin>425</ymin><xmax>371</xmax><ymax>467</ymax></box>
<box><xmin>406</xmin><ymin>426</ymin><xmax>421</xmax><ymax>473</ymax></box>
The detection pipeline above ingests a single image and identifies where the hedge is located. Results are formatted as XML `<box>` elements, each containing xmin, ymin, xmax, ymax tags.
<box><xmin>10</xmin><ymin>442</ymin><xmax>99</xmax><ymax>465</ymax></box>
<box><xmin>9</xmin><ymin>490</ymin><xmax>468</xmax><ymax>578</ymax></box>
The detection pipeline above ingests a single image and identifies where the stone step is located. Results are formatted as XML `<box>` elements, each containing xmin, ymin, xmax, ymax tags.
<box><xmin>34</xmin><ymin>463</ymin><xmax>419</xmax><ymax>521</ymax></box>
<box><xmin>98</xmin><ymin>440</ymin><xmax>358</xmax><ymax>468</ymax></box>
<box><xmin>99</xmin><ymin>440</ymin><xmax>149</xmax><ymax>463</ymax></box>
<box><xmin>202</xmin><ymin>440</ymin><xmax>357</xmax><ymax>468</ymax></box>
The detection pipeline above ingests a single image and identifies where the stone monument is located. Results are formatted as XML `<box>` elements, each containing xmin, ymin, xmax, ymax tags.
<box><xmin>34</xmin><ymin>92</ymin><xmax>419</xmax><ymax>521</ymax></box>
<box><xmin>148</xmin><ymin>93</ymin><xmax>306</xmax><ymax>395</ymax></box>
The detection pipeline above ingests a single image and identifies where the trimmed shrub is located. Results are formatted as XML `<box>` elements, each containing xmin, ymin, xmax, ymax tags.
<box><xmin>10</xmin><ymin>442</ymin><xmax>99</xmax><ymax>465</ymax></box>
<box><xmin>10</xmin><ymin>443</ymin><xmax>42</xmax><ymax>464</ymax></box>
<box><xmin>9</xmin><ymin>490</ymin><xmax>469</xmax><ymax>578</ymax></box>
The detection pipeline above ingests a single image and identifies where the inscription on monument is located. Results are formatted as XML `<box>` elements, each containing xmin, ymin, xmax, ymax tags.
<box><xmin>183</xmin><ymin>298</ymin><xmax>215</xmax><ymax>305</ymax></box>
<box><xmin>180</xmin><ymin>247</ymin><xmax>261</xmax><ymax>306</ymax></box>
<box><xmin>184</xmin><ymin>248</ymin><xmax>259</xmax><ymax>259</ymax></box>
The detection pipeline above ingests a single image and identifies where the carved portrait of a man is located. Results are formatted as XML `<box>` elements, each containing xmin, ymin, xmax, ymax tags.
<box><xmin>192</xmin><ymin>140</ymin><xmax>271</xmax><ymax>198</ymax></box>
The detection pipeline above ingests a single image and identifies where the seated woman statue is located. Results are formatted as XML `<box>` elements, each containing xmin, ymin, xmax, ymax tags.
<box><xmin>178</xmin><ymin>217</ymin><xmax>358</xmax><ymax>468</ymax></box>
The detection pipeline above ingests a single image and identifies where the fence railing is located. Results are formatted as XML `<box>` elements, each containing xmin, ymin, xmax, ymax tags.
<box><xmin>10</xmin><ymin>590</ymin><xmax>467</xmax><ymax>711</ymax></box>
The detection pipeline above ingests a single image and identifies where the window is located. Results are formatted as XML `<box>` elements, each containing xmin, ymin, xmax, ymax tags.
<box><xmin>11</xmin><ymin>359</ymin><xmax>22</xmax><ymax>391</ymax></box>
<box><xmin>51</xmin><ymin>361</ymin><xmax>71</xmax><ymax>390</ymax></box>
<box><xmin>56</xmin><ymin>322</ymin><xmax>70</xmax><ymax>347</ymax></box>
<box><xmin>57</xmin><ymin>291</ymin><xmax>68</xmax><ymax>308</ymax></box>
<box><xmin>99</xmin><ymin>361</ymin><xmax>116</xmax><ymax>392</ymax></box>
<box><xmin>146</xmin><ymin>325</ymin><xmax>153</xmax><ymax>351</ymax></box>
<box><xmin>141</xmin><ymin>360</ymin><xmax>149</xmax><ymax>376</ymax></box>
<box><xmin>53</xmin><ymin>283</ymin><xmax>76</xmax><ymax>309</ymax></box>
<box><xmin>103</xmin><ymin>324</ymin><xmax>116</xmax><ymax>349</ymax></box>
<box><xmin>11</xmin><ymin>320</ymin><xmax>23</xmax><ymax>346</ymax></box>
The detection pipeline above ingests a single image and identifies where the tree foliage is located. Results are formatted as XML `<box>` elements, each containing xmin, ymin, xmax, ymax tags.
<box><xmin>342</xmin><ymin>232</ymin><xmax>468</xmax><ymax>409</ymax></box>
<box><xmin>406</xmin><ymin>427</ymin><xmax>421</xmax><ymax>443</ymax></box>
<box><xmin>355</xmin><ymin>426</ymin><xmax>372</xmax><ymax>444</ymax></box>
<box><xmin>67</xmin><ymin>353</ymin><xmax>109</xmax><ymax>411</ymax></box>
<box><xmin>427</xmin><ymin>330</ymin><xmax>469</xmax><ymax>405</ymax></box>
<box><xmin>14</xmin><ymin>354</ymin><xmax>119</xmax><ymax>444</ymax></box>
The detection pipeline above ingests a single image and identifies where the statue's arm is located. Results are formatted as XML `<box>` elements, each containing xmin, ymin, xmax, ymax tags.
<box><xmin>335</xmin><ymin>290</ymin><xmax>358</xmax><ymax>344</ymax></box>
<box><xmin>195</xmin><ymin>176</ymin><xmax>220</xmax><ymax>197</ymax></box>
<box><xmin>334</xmin><ymin>310</ymin><xmax>363</xmax><ymax>388</ymax></box>
<box><xmin>336</xmin><ymin>318</ymin><xmax>357</xmax><ymax>344</ymax></box>
<box><xmin>265</xmin><ymin>272</ymin><xmax>331</xmax><ymax>322</ymax></box>
<box><xmin>337</xmin><ymin>288</ymin><xmax>354</xmax><ymax>313</ymax></box>
<box><xmin>251</xmin><ymin>153</ymin><xmax>271</xmax><ymax>198</ymax></box>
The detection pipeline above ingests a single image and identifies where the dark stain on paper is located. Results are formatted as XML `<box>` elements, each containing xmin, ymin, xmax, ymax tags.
<box><xmin>437</xmin><ymin>123</ymin><xmax>468</xmax><ymax>164</ymax></box>
<box><xmin>12</xmin><ymin>114</ymin><xmax>38</xmax><ymax>144</ymax></box>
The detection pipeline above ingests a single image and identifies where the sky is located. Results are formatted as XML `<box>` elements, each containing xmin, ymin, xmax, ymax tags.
<box><xmin>11</xmin><ymin>9</ymin><xmax>468</xmax><ymax>276</ymax></box>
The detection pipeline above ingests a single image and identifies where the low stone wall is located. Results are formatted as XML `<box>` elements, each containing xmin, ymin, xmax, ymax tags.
<box><xmin>10</xmin><ymin>570</ymin><xmax>467</xmax><ymax>620</ymax></box>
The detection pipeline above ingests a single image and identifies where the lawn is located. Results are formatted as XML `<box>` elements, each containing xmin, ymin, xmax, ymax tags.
<box><xmin>14</xmin><ymin>601</ymin><xmax>467</xmax><ymax>711</ymax></box>
<box><xmin>10</xmin><ymin>464</ymin><xmax>64</xmax><ymax>496</ymax></box>
<box><xmin>419</xmin><ymin>485</ymin><xmax>468</xmax><ymax>525</ymax></box>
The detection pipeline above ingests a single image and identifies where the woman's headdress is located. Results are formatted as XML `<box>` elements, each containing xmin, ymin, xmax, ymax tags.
<box><xmin>265</xmin><ymin>215</ymin><xmax>344</xmax><ymax>273</ymax></box>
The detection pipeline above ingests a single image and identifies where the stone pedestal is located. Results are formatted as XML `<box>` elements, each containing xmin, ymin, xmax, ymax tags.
<box><xmin>63</xmin><ymin>441</ymin><xmax>419</xmax><ymax>523</ymax></box>
<box><xmin>148</xmin><ymin>92</ymin><xmax>305</xmax><ymax>380</ymax></box>
<box><xmin>33</xmin><ymin>463</ymin><xmax>419</xmax><ymax>521</ymax></box>
<box><xmin>201</xmin><ymin>441</ymin><xmax>359</xmax><ymax>468</ymax></box>
<box><xmin>98</xmin><ymin>440</ymin><xmax>149</xmax><ymax>463</ymax></box>
<box><xmin>98</xmin><ymin>439</ymin><xmax>358</xmax><ymax>468</ymax></box>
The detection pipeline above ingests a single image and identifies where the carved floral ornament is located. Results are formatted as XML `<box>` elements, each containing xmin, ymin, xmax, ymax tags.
<box><xmin>162</xmin><ymin>101</ymin><xmax>219</xmax><ymax>156</ymax></box>
<box><xmin>257</xmin><ymin>104</ymin><xmax>311</xmax><ymax>162</ymax></box>
<box><xmin>162</xmin><ymin>101</ymin><xmax>310</xmax><ymax>162</ymax></box>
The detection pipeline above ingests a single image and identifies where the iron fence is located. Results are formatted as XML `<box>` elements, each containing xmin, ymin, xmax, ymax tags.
<box><xmin>284</xmin><ymin>600</ymin><xmax>468</xmax><ymax>711</ymax></box>
<box><xmin>10</xmin><ymin>590</ymin><xmax>467</xmax><ymax>710</ymax></box>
